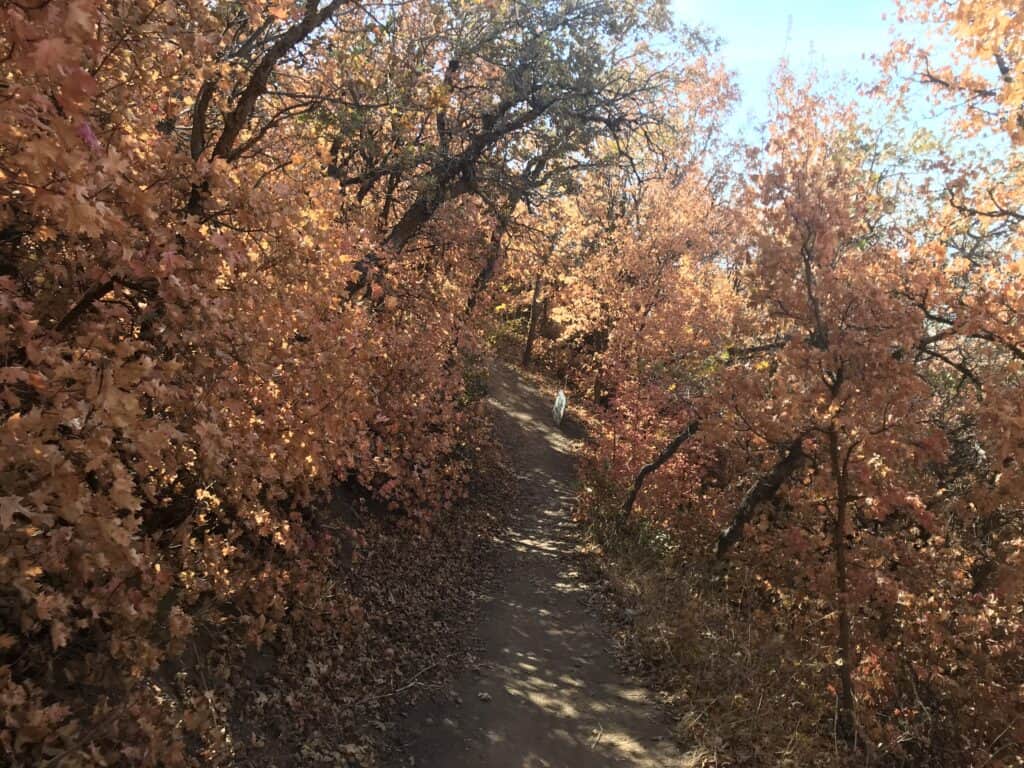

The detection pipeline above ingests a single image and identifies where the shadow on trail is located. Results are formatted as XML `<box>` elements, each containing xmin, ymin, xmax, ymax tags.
<box><xmin>388</xmin><ymin>365</ymin><xmax>686</xmax><ymax>768</ymax></box>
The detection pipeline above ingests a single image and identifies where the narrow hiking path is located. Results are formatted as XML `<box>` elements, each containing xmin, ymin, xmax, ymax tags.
<box><xmin>388</xmin><ymin>364</ymin><xmax>682</xmax><ymax>767</ymax></box>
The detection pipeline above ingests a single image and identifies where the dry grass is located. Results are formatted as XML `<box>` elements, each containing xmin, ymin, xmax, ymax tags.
<box><xmin>587</xmin><ymin>539</ymin><xmax>853</xmax><ymax>767</ymax></box>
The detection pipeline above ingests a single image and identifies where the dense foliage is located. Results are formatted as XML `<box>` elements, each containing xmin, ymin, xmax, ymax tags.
<box><xmin>1</xmin><ymin>0</ymin><xmax>1021</xmax><ymax>765</ymax></box>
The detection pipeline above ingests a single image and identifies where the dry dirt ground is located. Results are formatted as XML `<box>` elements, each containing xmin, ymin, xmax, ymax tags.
<box><xmin>386</xmin><ymin>364</ymin><xmax>682</xmax><ymax>767</ymax></box>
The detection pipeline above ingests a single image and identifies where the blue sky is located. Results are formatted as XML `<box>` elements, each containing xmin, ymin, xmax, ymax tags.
<box><xmin>671</xmin><ymin>0</ymin><xmax>899</xmax><ymax>130</ymax></box>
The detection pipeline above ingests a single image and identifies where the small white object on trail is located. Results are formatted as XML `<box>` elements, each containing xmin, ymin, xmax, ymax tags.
<box><xmin>552</xmin><ymin>389</ymin><xmax>567</xmax><ymax>426</ymax></box>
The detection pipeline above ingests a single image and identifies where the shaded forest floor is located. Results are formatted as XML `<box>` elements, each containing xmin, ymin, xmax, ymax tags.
<box><xmin>219</xmin><ymin>394</ymin><xmax>515</xmax><ymax>766</ymax></box>
<box><xmin>378</xmin><ymin>362</ymin><xmax>687</xmax><ymax>767</ymax></box>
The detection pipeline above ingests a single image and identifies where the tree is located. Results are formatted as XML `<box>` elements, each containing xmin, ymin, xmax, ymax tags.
<box><xmin>579</xmin><ymin>68</ymin><xmax>1023</xmax><ymax>760</ymax></box>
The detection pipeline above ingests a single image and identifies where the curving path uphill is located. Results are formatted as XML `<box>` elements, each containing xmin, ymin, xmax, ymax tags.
<box><xmin>387</xmin><ymin>364</ymin><xmax>683</xmax><ymax>768</ymax></box>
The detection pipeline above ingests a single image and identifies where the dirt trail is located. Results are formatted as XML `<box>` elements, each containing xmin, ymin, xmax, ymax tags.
<box><xmin>388</xmin><ymin>364</ymin><xmax>682</xmax><ymax>767</ymax></box>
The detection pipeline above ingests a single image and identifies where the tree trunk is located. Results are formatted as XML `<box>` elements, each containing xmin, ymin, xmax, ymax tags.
<box><xmin>715</xmin><ymin>436</ymin><xmax>805</xmax><ymax>557</ymax></box>
<box><xmin>828</xmin><ymin>428</ymin><xmax>857</xmax><ymax>743</ymax></box>
<box><xmin>621</xmin><ymin>422</ymin><xmax>700</xmax><ymax>517</ymax></box>
<box><xmin>522</xmin><ymin>273</ymin><xmax>543</xmax><ymax>366</ymax></box>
